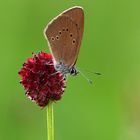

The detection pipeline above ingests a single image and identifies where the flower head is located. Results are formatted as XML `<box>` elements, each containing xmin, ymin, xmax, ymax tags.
<box><xmin>18</xmin><ymin>52</ymin><xmax>65</xmax><ymax>107</ymax></box>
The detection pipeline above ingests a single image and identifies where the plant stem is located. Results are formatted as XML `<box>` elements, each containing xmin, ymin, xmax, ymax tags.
<box><xmin>47</xmin><ymin>101</ymin><xmax>54</xmax><ymax>140</ymax></box>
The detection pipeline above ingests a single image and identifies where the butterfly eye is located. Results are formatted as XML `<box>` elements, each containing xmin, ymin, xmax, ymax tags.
<box><xmin>56</xmin><ymin>36</ymin><xmax>59</xmax><ymax>40</ymax></box>
<box><xmin>66</xmin><ymin>28</ymin><xmax>69</xmax><ymax>31</ymax></box>
<box><xmin>62</xmin><ymin>28</ymin><xmax>65</xmax><ymax>31</ymax></box>
<box><xmin>51</xmin><ymin>37</ymin><xmax>55</xmax><ymax>41</ymax></box>
<box><xmin>72</xmin><ymin>39</ymin><xmax>76</xmax><ymax>44</ymax></box>
<box><xmin>70</xmin><ymin>33</ymin><xmax>73</xmax><ymax>37</ymax></box>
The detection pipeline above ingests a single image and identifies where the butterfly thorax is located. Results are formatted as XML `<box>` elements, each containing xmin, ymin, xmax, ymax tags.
<box><xmin>54</xmin><ymin>62</ymin><xmax>78</xmax><ymax>76</ymax></box>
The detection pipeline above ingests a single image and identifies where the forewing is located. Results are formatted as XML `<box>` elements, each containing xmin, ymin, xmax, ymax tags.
<box><xmin>44</xmin><ymin>15</ymin><xmax>79</xmax><ymax>66</ymax></box>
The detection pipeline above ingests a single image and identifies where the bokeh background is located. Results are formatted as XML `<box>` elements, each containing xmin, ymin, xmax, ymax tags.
<box><xmin>0</xmin><ymin>0</ymin><xmax>140</xmax><ymax>140</ymax></box>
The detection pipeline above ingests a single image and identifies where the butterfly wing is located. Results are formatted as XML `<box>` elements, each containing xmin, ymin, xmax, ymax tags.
<box><xmin>44</xmin><ymin>6</ymin><xmax>84</xmax><ymax>67</ymax></box>
<box><xmin>44</xmin><ymin>15</ymin><xmax>78</xmax><ymax>66</ymax></box>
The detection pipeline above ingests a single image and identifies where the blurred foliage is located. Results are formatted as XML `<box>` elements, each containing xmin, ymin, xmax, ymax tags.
<box><xmin>0</xmin><ymin>0</ymin><xmax>140</xmax><ymax>140</ymax></box>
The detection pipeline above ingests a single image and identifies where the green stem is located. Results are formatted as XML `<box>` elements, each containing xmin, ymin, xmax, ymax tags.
<box><xmin>47</xmin><ymin>101</ymin><xmax>54</xmax><ymax>140</ymax></box>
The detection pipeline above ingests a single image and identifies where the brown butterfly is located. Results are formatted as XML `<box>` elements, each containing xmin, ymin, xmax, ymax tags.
<box><xmin>44</xmin><ymin>6</ymin><xmax>84</xmax><ymax>76</ymax></box>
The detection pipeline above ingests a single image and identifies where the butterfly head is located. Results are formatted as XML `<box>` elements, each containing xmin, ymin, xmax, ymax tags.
<box><xmin>54</xmin><ymin>62</ymin><xmax>78</xmax><ymax>76</ymax></box>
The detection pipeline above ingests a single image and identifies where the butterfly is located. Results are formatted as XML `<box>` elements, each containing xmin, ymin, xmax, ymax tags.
<box><xmin>44</xmin><ymin>6</ymin><xmax>84</xmax><ymax>76</ymax></box>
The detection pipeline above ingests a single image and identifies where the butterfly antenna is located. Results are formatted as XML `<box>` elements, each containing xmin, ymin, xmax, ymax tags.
<box><xmin>93</xmin><ymin>72</ymin><xmax>102</xmax><ymax>75</ymax></box>
<box><xmin>78</xmin><ymin>67</ymin><xmax>101</xmax><ymax>76</ymax></box>
<box><xmin>77</xmin><ymin>69</ymin><xmax>93</xmax><ymax>84</ymax></box>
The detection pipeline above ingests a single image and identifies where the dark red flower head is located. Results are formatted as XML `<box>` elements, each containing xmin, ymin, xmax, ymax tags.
<box><xmin>18</xmin><ymin>52</ymin><xmax>65</xmax><ymax>107</ymax></box>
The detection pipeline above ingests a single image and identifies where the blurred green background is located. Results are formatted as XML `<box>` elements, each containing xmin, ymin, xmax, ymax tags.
<box><xmin>0</xmin><ymin>0</ymin><xmax>140</xmax><ymax>140</ymax></box>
